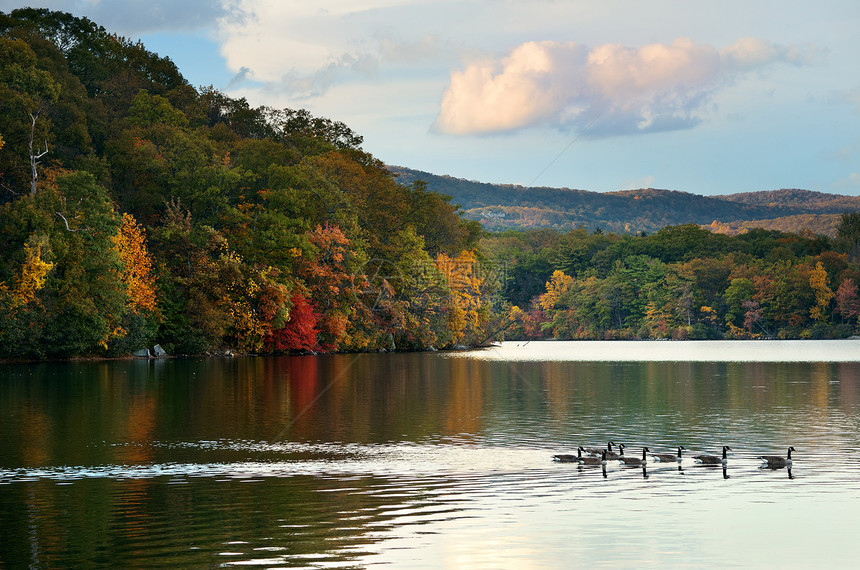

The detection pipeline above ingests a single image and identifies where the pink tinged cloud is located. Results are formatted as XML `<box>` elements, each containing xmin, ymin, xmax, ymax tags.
<box><xmin>435</xmin><ymin>37</ymin><xmax>815</xmax><ymax>136</ymax></box>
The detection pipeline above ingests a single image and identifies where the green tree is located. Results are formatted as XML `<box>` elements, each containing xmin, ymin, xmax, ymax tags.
<box><xmin>0</xmin><ymin>36</ymin><xmax>61</xmax><ymax>197</ymax></box>
<box><xmin>836</xmin><ymin>211</ymin><xmax>860</xmax><ymax>262</ymax></box>
<box><xmin>724</xmin><ymin>277</ymin><xmax>755</xmax><ymax>333</ymax></box>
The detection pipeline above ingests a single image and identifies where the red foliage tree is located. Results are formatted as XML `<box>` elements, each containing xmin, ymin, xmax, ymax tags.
<box><xmin>835</xmin><ymin>278</ymin><xmax>860</xmax><ymax>327</ymax></box>
<box><xmin>264</xmin><ymin>293</ymin><xmax>321</xmax><ymax>352</ymax></box>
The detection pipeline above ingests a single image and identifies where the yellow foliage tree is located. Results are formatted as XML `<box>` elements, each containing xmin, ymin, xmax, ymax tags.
<box><xmin>112</xmin><ymin>213</ymin><xmax>157</xmax><ymax>315</ymax></box>
<box><xmin>809</xmin><ymin>261</ymin><xmax>833</xmax><ymax>322</ymax></box>
<box><xmin>12</xmin><ymin>239</ymin><xmax>54</xmax><ymax>307</ymax></box>
<box><xmin>435</xmin><ymin>250</ymin><xmax>486</xmax><ymax>343</ymax></box>
<box><xmin>539</xmin><ymin>270</ymin><xmax>575</xmax><ymax>311</ymax></box>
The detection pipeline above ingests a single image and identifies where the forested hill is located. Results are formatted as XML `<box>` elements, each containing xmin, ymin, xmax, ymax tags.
<box><xmin>0</xmin><ymin>8</ymin><xmax>483</xmax><ymax>359</ymax></box>
<box><xmin>4</xmin><ymin>8</ymin><xmax>860</xmax><ymax>360</ymax></box>
<box><xmin>388</xmin><ymin>166</ymin><xmax>860</xmax><ymax>235</ymax></box>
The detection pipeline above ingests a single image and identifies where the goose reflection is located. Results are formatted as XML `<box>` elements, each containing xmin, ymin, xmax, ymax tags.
<box><xmin>688</xmin><ymin>463</ymin><xmax>731</xmax><ymax>478</ymax></box>
<box><xmin>759</xmin><ymin>463</ymin><xmax>795</xmax><ymax>479</ymax></box>
<box><xmin>579</xmin><ymin>462</ymin><xmax>608</xmax><ymax>478</ymax></box>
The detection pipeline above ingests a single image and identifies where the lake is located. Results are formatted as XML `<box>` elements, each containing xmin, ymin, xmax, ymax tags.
<box><xmin>2</xmin><ymin>340</ymin><xmax>860</xmax><ymax>568</ymax></box>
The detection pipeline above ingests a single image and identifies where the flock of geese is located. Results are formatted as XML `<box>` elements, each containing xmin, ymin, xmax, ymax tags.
<box><xmin>553</xmin><ymin>442</ymin><xmax>796</xmax><ymax>469</ymax></box>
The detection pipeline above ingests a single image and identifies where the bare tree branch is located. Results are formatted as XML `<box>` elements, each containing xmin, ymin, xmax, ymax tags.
<box><xmin>28</xmin><ymin>108</ymin><xmax>49</xmax><ymax>197</ymax></box>
<box><xmin>55</xmin><ymin>211</ymin><xmax>89</xmax><ymax>232</ymax></box>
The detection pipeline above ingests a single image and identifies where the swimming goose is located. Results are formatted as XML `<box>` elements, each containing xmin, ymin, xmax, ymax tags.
<box><xmin>651</xmin><ymin>446</ymin><xmax>686</xmax><ymax>462</ymax></box>
<box><xmin>693</xmin><ymin>446</ymin><xmax>732</xmax><ymax>465</ymax></box>
<box><xmin>579</xmin><ymin>450</ymin><xmax>607</xmax><ymax>466</ymax></box>
<box><xmin>604</xmin><ymin>443</ymin><xmax>626</xmax><ymax>460</ymax></box>
<box><xmin>583</xmin><ymin>441</ymin><xmax>616</xmax><ymax>456</ymax></box>
<box><xmin>759</xmin><ymin>447</ymin><xmax>795</xmax><ymax>468</ymax></box>
<box><xmin>553</xmin><ymin>446</ymin><xmax>587</xmax><ymax>463</ymax></box>
<box><xmin>618</xmin><ymin>447</ymin><xmax>650</xmax><ymax>466</ymax></box>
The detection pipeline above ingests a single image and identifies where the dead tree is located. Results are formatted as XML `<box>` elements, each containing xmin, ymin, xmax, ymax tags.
<box><xmin>28</xmin><ymin>108</ymin><xmax>49</xmax><ymax>197</ymax></box>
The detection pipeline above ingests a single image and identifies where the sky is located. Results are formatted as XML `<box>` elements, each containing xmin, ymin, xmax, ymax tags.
<box><xmin>3</xmin><ymin>1</ymin><xmax>860</xmax><ymax>196</ymax></box>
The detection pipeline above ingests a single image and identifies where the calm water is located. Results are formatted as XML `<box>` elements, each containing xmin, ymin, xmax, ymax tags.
<box><xmin>2</xmin><ymin>340</ymin><xmax>860</xmax><ymax>568</ymax></box>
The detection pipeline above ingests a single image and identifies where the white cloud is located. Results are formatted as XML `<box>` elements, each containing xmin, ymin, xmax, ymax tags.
<box><xmin>215</xmin><ymin>0</ymin><xmax>448</xmax><ymax>99</ymax></box>
<box><xmin>624</xmin><ymin>176</ymin><xmax>657</xmax><ymax>190</ymax></box>
<box><xmin>834</xmin><ymin>172</ymin><xmax>860</xmax><ymax>192</ymax></box>
<box><xmin>435</xmin><ymin>37</ymin><xmax>817</xmax><ymax>136</ymax></box>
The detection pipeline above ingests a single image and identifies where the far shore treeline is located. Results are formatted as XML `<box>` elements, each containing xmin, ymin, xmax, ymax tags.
<box><xmin>2</xmin><ymin>9</ymin><xmax>860</xmax><ymax>360</ymax></box>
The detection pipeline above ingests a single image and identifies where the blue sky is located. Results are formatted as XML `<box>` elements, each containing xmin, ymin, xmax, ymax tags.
<box><xmin>4</xmin><ymin>1</ymin><xmax>860</xmax><ymax>196</ymax></box>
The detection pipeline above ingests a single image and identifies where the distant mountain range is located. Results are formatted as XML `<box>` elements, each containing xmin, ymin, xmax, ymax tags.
<box><xmin>388</xmin><ymin>166</ymin><xmax>860</xmax><ymax>236</ymax></box>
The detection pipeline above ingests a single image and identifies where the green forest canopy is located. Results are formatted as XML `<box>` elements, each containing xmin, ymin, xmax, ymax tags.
<box><xmin>1</xmin><ymin>8</ymin><xmax>860</xmax><ymax>360</ymax></box>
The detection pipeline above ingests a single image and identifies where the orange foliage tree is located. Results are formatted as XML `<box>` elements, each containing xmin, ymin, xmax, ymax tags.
<box><xmin>112</xmin><ymin>213</ymin><xmax>157</xmax><ymax>315</ymax></box>
<box><xmin>295</xmin><ymin>223</ymin><xmax>365</xmax><ymax>351</ymax></box>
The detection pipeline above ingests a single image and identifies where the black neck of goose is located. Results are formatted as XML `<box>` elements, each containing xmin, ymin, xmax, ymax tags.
<box><xmin>786</xmin><ymin>447</ymin><xmax>792</xmax><ymax>459</ymax></box>
<box><xmin>722</xmin><ymin>447</ymin><xmax>728</xmax><ymax>459</ymax></box>
<box><xmin>677</xmin><ymin>447</ymin><xmax>683</xmax><ymax>458</ymax></box>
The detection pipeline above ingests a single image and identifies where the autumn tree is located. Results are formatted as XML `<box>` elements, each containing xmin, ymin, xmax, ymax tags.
<box><xmin>434</xmin><ymin>250</ymin><xmax>489</xmax><ymax>346</ymax></box>
<box><xmin>834</xmin><ymin>278</ymin><xmax>860</xmax><ymax>330</ymax></box>
<box><xmin>10</xmin><ymin>236</ymin><xmax>54</xmax><ymax>306</ymax></box>
<box><xmin>294</xmin><ymin>222</ymin><xmax>365</xmax><ymax>351</ymax></box>
<box><xmin>264</xmin><ymin>292</ymin><xmax>321</xmax><ymax>353</ymax></box>
<box><xmin>808</xmin><ymin>261</ymin><xmax>833</xmax><ymax>322</ymax></box>
<box><xmin>113</xmin><ymin>212</ymin><xmax>156</xmax><ymax>314</ymax></box>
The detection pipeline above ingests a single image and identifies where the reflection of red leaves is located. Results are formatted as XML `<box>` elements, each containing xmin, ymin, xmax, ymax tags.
<box><xmin>264</xmin><ymin>293</ymin><xmax>321</xmax><ymax>352</ymax></box>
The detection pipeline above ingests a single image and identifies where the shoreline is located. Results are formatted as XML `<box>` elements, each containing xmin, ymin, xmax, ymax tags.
<box><xmin>3</xmin><ymin>336</ymin><xmax>859</xmax><ymax>364</ymax></box>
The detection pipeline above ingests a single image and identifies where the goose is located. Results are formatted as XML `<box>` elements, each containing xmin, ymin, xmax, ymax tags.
<box><xmin>651</xmin><ymin>446</ymin><xmax>686</xmax><ymax>462</ymax></box>
<box><xmin>693</xmin><ymin>446</ymin><xmax>732</xmax><ymax>465</ymax></box>
<box><xmin>604</xmin><ymin>443</ymin><xmax>626</xmax><ymax>460</ymax></box>
<box><xmin>553</xmin><ymin>446</ymin><xmax>587</xmax><ymax>463</ymax></box>
<box><xmin>618</xmin><ymin>447</ymin><xmax>650</xmax><ymax>466</ymax></box>
<box><xmin>583</xmin><ymin>441</ymin><xmax>616</xmax><ymax>456</ymax></box>
<box><xmin>759</xmin><ymin>446</ymin><xmax>795</xmax><ymax>468</ymax></box>
<box><xmin>579</xmin><ymin>449</ymin><xmax>607</xmax><ymax>466</ymax></box>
